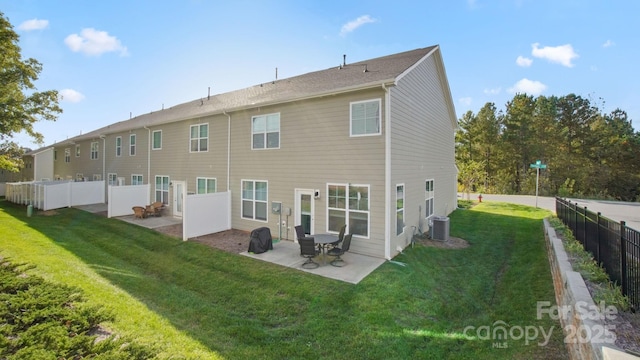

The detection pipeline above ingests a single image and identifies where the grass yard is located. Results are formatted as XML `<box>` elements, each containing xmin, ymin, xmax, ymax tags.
<box><xmin>0</xmin><ymin>199</ymin><xmax>567</xmax><ymax>359</ymax></box>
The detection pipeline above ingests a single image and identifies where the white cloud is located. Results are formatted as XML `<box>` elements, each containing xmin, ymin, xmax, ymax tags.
<box><xmin>508</xmin><ymin>78</ymin><xmax>547</xmax><ymax>95</ymax></box>
<box><xmin>340</xmin><ymin>15</ymin><xmax>377</xmax><ymax>36</ymax></box>
<box><xmin>483</xmin><ymin>87</ymin><xmax>501</xmax><ymax>95</ymax></box>
<box><xmin>17</xmin><ymin>19</ymin><xmax>49</xmax><ymax>31</ymax></box>
<box><xmin>459</xmin><ymin>97</ymin><xmax>472</xmax><ymax>106</ymax></box>
<box><xmin>531</xmin><ymin>43</ymin><xmax>578</xmax><ymax>67</ymax></box>
<box><xmin>516</xmin><ymin>55</ymin><xmax>532</xmax><ymax>67</ymax></box>
<box><xmin>64</xmin><ymin>28</ymin><xmax>129</xmax><ymax>56</ymax></box>
<box><xmin>59</xmin><ymin>89</ymin><xmax>85</xmax><ymax>103</ymax></box>
<box><xmin>602</xmin><ymin>40</ymin><xmax>615</xmax><ymax>48</ymax></box>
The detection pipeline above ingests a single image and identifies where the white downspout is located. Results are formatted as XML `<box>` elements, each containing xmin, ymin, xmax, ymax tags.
<box><xmin>223</xmin><ymin>111</ymin><xmax>231</xmax><ymax>191</ymax></box>
<box><xmin>144</xmin><ymin>126</ymin><xmax>151</xmax><ymax>201</ymax></box>
<box><xmin>383</xmin><ymin>83</ymin><xmax>392</xmax><ymax>260</ymax></box>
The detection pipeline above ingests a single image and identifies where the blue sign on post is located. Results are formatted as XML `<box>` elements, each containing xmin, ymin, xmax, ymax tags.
<box><xmin>530</xmin><ymin>160</ymin><xmax>547</xmax><ymax>207</ymax></box>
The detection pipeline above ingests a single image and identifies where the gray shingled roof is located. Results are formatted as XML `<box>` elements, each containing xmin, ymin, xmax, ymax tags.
<box><xmin>63</xmin><ymin>46</ymin><xmax>438</xmax><ymax>143</ymax></box>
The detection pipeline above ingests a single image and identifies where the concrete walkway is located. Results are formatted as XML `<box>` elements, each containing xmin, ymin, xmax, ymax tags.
<box><xmin>241</xmin><ymin>240</ymin><xmax>386</xmax><ymax>284</ymax></box>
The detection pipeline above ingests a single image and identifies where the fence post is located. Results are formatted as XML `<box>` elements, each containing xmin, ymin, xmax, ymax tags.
<box><xmin>620</xmin><ymin>221</ymin><xmax>627</xmax><ymax>297</ymax></box>
<box><xmin>596</xmin><ymin>212</ymin><xmax>601</xmax><ymax>264</ymax></box>
<box><xmin>583</xmin><ymin>206</ymin><xmax>588</xmax><ymax>248</ymax></box>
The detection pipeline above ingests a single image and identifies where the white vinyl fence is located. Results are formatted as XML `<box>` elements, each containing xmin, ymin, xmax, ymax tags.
<box><xmin>183</xmin><ymin>191</ymin><xmax>231</xmax><ymax>240</ymax></box>
<box><xmin>6</xmin><ymin>180</ymin><xmax>105</xmax><ymax>211</ymax></box>
<box><xmin>107</xmin><ymin>184</ymin><xmax>150</xmax><ymax>218</ymax></box>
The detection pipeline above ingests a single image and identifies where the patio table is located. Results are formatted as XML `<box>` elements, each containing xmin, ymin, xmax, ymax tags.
<box><xmin>311</xmin><ymin>234</ymin><xmax>339</xmax><ymax>265</ymax></box>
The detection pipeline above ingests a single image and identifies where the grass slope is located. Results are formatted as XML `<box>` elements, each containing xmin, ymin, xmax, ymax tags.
<box><xmin>0</xmin><ymin>200</ymin><xmax>566</xmax><ymax>359</ymax></box>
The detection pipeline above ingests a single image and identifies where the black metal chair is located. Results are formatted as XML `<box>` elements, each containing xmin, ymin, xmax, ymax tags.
<box><xmin>327</xmin><ymin>234</ymin><xmax>352</xmax><ymax>267</ymax></box>
<box><xmin>299</xmin><ymin>237</ymin><xmax>319</xmax><ymax>269</ymax></box>
<box><xmin>329</xmin><ymin>224</ymin><xmax>347</xmax><ymax>249</ymax></box>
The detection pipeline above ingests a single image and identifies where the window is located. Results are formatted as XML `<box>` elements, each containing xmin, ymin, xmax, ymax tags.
<box><xmin>129</xmin><ymin>134</ymin><xmax>136</xmax><ymax>156</ymax></box>
<box><xmin>241</xmin><ymin>180</ymin><xmax>267</xmax><ymax>221</ymax></box>
<box><xmin>196</xmin><ymin>177</ymin><xmax>217</xmax><ymax>194</ymax></box>
<box><xmin>64</xmin><ymin>148</ymin><xmax>71</xmax><ymax>163</ymax></box>
<box><xmin>108</xmin><ymin>173</ymin><xmax>117</xmax><ymax>186</ymax></box>
<box><xmin>54</xmin><ymin>150</ymin><xmax>57</xmax><ymax>161</ymax></box>
<box><xmin>90</xmin><ymin>142</ymin><xmax>99</xmax><ymax>160</ymax></box>
<box><xmin>115</xmin><ymin>137</ymin><xmax>122</xmax><ymax>157</ymax></box>
<box><xmin>252</xmin><ymin>113</ymin><xmax>280</xmax><ymax>149</ymax></box>
<box><xmin>152</xmin><ymin>130</ymin><xmax>162</xmax><ymax>150</ymax></box>
<box><xmin>190</xmin><ymin>124</ymin><xmax>208</xmax><ymax>152</ymax></box>
<box><xmin>75</xmin><ymin>145</ymin><xmax>80</xmax><ymax>157</ymax></box>
<box><xmin>425</xmin><ymin>179</ymin><xmax>434</xmax><ymax>219</ymax></box>
<box><xmin>396</xmin><ymin>184</ymin><xmax>404</xmax><ymax>235</ymax></box>
<box><xmin>132</xmin><ymin>174</ymin><xmax>143</xmax><ymax>185</ymax></box>
<box><xmin>350</xmin><ymin>99</ymin><xmax>381</xmax><ymax>136</ymax></box>
<box><xmin>327</xmin><ymin>183</ymin><xmax>370</xmax><ymax>237</ymax></box>
<box><xmin>155</xmin><ymin>176</ymin><xmax>170</xmax><ymax>204</ymax></box>
<box><xmin>93</xmin><ymin>174</ymin><xmax>101</xmax><ymax>181</ymax></box>
<box><xmin>76</xmin><ymin>173</ymin><xmax>84</xmax><ymax>181</ymax></box>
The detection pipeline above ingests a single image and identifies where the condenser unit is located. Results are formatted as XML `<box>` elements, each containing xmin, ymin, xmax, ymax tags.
<box><xmin>431</xmin><ymin>216</ymin><xmax>450</xmax><ymax>242</ymax></box>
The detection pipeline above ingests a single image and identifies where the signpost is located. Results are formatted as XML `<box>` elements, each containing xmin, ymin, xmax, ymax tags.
<box><xmin>530</xmin><ymin>160</ymin><xmax>547</xmax><ymax>208</ymax></box>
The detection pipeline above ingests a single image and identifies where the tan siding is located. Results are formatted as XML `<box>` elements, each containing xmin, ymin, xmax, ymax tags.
<box><xmin>227</xmin><ymin>89</ymin><xmax>387</xmax><ymax>257</ymax></box>
<box><xmin>389</xmin><ymin>52</ymin><xmax>458</xmax><ymax>257</ymax></box>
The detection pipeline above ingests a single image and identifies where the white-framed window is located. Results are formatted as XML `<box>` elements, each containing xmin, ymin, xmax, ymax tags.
<box><xmin>64</xmin><ymin>148</ymin><xmax>71</xmax><ymax>163</ymax></box>
<box><xmin>396</xmin><ymin>184</ymin><xmax>404</xmax><ymax>236</ymax></box>
<box><xmin>76</xmin><ymin>173</ymin><xmax>84</xmax><ymax>181</ymax></box>
<box><xmin>152</xmin><ymin>130</ymin><xmax>162</xmax><ymax>150</ymax></box>
<box><xmin>196</xmin><ymin>177</ymin><xmax>217</xmax><ymax>194</ymax></box>
<box><xmin>129</xmin><ymin>134</ymin><xmax>136</xmax><ymax>156</ymax></box>
<box><xmin>252</xmin><ymin>113</ymin><xmax>280</xmax><ymax>149</ymax></box>
<box><xmin>108</xmin><ymin>173</ymin><xmax>117</xmax><ymax>186</ymax></box>
<box><xmin>115</xmin><ymin>136</ymin><xmax>122</xmax><ymax>157</ymax></box>
<box><xmin>75</xmin><ymin>145</ymin><xmax>80</xmax><ymax>157</ymax></box>
<box><xmin>350</xmin><ymin>99</ymin><xmax>381</xmax><ymax>136</ymax></box>
<box><xmin>155</xmin><ymin>175</ymin><xmax>170</xmax><ymax>204</ymax></box>
<box><xmin>425</xmin><ymin>179</ymin><xmax>434</xmax><ymax>219</ymax></box>
<box><xmin>93</xmin><ymin>174</ymin><xmax>101</xmax><ymax>181</ymax></box>
<box><xmin>132</xmin><ymin>174</ymin><xmax>143</xmax><ymax>185</ymax></box>
<box><xmin>54</xmin><ymin>150</ymin><xmax>57</xmax><ymax>161</ymax></box>
<box><xmin>190</xmin><ymin>123</ymin><xmax>208</xmax><ymax>152</ymax></box>
<box><xmin>241</xmin><ymin>180</ymin><xmax>267</xmax><ymax>221</ymax></box>
<box><xmin>90</xmin><ymin>142</ymin><xmax>99</xmax><ymax>160</ymax></box>
<box><xmin>327</xmin><ymin>183</ymin><xmax>370</xmax><ymax>238</ymax></box>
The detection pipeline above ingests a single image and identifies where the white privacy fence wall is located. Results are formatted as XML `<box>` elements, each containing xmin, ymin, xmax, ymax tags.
<box><xmin>183</xmin><ymin>191</ymin><xmax>231</xmax><ymax>240</ymax></box>
<box><xmin>5</xmin><ymin>180</ymin><xmax>105</xmax><ymax>211</ymax></box>
<box><xmin>107</xmin><ymin>184</ymin><xmax>150</xmax><ymax>218</ymax></box>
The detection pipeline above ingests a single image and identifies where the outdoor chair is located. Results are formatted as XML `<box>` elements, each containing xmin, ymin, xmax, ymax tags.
<box><xmin>146</xmin><ymin>201</ymin><xmax>165</xmax><ymax>217</ymax></box>
<box><xmin>132</xmin><ymin>206</ymin><xmax>146</xmax><ymax>219</ymax></box>
<box><xmin>299</xmin><ymin>237</ymin><xmax>320</xmax><ymax>269</ymax></box>
<box><xmin>327</xmin><ymin>234</ymin><xmax>352</xmax><ymax>267</ymax></box>
<box><xmin>329</xmin><ymin>224</ymin><xmax>347</xmax><ymax>249</ymax></box>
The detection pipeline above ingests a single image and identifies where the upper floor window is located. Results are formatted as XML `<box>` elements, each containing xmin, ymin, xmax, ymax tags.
<box><xmin>252</xmin><ymin>113</ymin><xmax>280</xmax><ymax>149</ymax></box>
<box><xmin>64</xmin><ymin>148</ymin><xmax>71</xmax><ymax>163</ymax></box>
<box><xmin>350</xmin><ymin>99</ymin><xmax>381</xmax><ymax>136</ymax></box>
<box><xmin>115</xmin><ymin>136</ymin><xmax>122</xmax><ymax>157</ymax></box>
<box><xmin>129</xmin><ymin>134</ymin><xmax>136</xmax><ymax>156</ymax></box>
<box><xmin>196</xmin><ymin>177</ymin><xmax>217</xmax><ymax>194</ymax></box>
<box><xmin>75</xmin><ymin>145</ymin><xmax>80</xmax><ymax>157</ymax></box>
<box><xmin>152</xmin><ymin>130</ymin><xmax>162</xmax><ymax>150</ymax></box>
<box><xmin>425</xmin><ymin>179</ymin><xmax>435</xmax><ymax>219</ymax></box>
<box><xmin>190</xmin><ymin>124</ymin><xmax>208</xmax><ymax>152</ymax></box>
<box><xmin>90</xmin><ymin>142</ymin><xmax>99</xmax><ymax>160</ymax></box>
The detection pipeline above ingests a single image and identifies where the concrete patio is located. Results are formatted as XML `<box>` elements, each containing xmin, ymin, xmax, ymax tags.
<box><xmin>241</xmin><ymin>240</ymin><xmax>385</xmax><ymax>284</ymax></box>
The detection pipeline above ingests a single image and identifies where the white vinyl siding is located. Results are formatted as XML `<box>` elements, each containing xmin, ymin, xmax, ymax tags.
<box><xmin>197</xmin><ymin>177</ymin><xmax>217</xmax><ymax>194</ymax></box>
<box><xmin>252</xmin><ymin>113</ymin><xmax>280</xmax><ymax>149</ymax></box>
<box><xmin>190</xmin><ymin>123</ymin><xmax>208</xmax><ymax>152</ymax></box>
<box><xmin>241</xmin><ymin>180</ymin><xmax>267</xmax><ymax>221</ymax></box>
<box><xmin>350</xmin><ymin>99</ymin><xmax>381</xmax><ymax>136</ymax></box>
<box><xmin>327</xmin><ymin>183</ymin><xmax>370</xmax><ymax>238</ymax></box>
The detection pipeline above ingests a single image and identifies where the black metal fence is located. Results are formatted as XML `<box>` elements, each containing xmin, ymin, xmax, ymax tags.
<box><xmin>556</xmin><ymin>197</ymin><xmax>639</xmax><ymax>311</ymax></box>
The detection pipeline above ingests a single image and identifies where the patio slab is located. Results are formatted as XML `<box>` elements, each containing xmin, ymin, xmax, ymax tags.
<box><xmin>241</xmin><ymin>240</ymin><xmax>386</xmax><ymax>284</ymax></box>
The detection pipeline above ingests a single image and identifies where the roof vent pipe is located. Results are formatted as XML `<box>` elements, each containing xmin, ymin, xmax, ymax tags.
<box><xmin>343</xmin><ymin>54</ymin><xmax>346</xmax><ymax>66</ymax></box>
<box><xmin>208</xmin><ymin>87</ymin><xmax>210</xmax><ymax>100</ymax></box>
<box><xmin>275</xmin><ymin>67</ymin><xmax>278</xmax><ymax>80</ymax></box>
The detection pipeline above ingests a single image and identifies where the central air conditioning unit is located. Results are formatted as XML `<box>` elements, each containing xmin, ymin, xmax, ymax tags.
<box><xmin>430</xmin><ymin>216</ymin><xmax>450</xmax><ymax>242</ymax></box>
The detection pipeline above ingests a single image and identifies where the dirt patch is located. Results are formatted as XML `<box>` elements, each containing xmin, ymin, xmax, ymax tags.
<box><xmin>414</xmin><ymin>233</ymin><xmax>470</xmax><ymax>249</ymax></box>
<box><xmin>155</xmin><ymin>224</ymin><xmax>251</xmax><ymax>254</ymax></box>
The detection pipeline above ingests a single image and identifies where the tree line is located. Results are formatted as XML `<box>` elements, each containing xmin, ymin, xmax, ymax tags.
<box><xmin>456</xmin><ymin>93</ymin><xmax>640</xmax><ymax>201</ymax></box>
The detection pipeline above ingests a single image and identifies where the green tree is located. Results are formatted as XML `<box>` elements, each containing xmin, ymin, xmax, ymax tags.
<box><xmin>0</xmin><ymin>12</ymin><xmax>62</xmax><ymax>171</ymax></box>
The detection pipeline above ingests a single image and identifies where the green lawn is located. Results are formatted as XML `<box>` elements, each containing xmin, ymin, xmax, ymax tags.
<box><xmin>0</xmin><ymin>199</ymin><xmax>566</xmax><ymax>359</ymax></box>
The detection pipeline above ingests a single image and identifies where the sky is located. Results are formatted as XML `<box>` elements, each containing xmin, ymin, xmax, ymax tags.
<box><xmin>2</xmin><ymin>0</ymin><xmax>639</xmax><ymax>148</ymax></box>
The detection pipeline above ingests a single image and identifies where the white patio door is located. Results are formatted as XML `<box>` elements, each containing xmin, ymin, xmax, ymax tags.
<box><xmin>172</xmin><ymin>181</ymin><xmax>185</xmax><ymax>218</ymax></box>
<box><xmin>294</xmin><ymin>189</ymin><xmax>314</xmax><ymax>239</ymax></box>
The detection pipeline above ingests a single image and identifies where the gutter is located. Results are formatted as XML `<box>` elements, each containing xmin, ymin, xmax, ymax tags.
<box><xmin>382</xmin><ymin>83</ymin><xmax>392</xmax><ymax>260</ymax></box>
